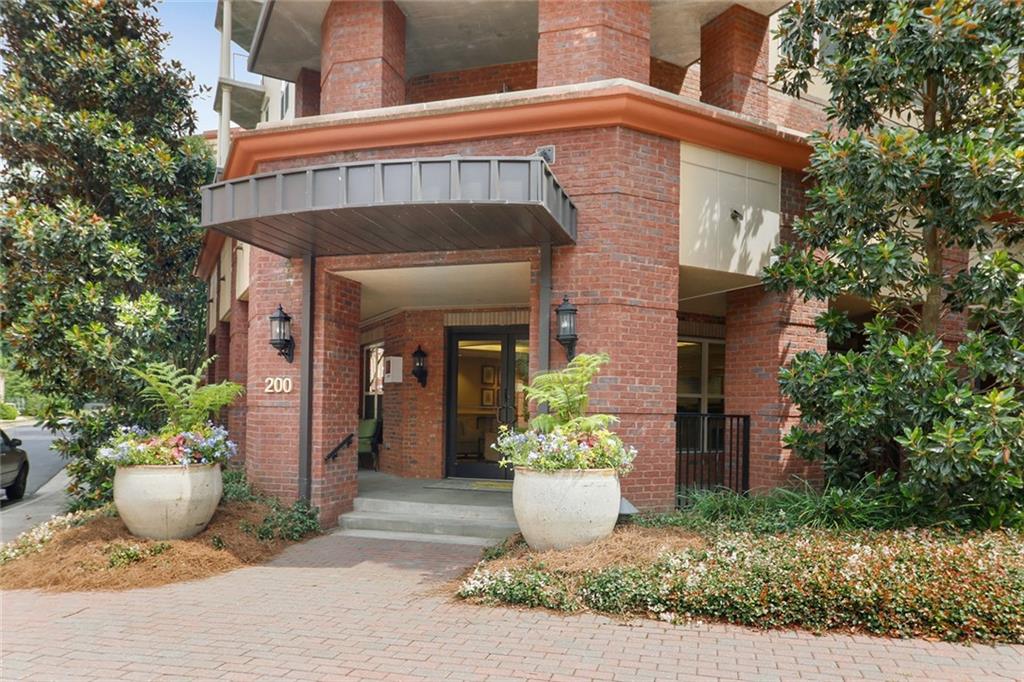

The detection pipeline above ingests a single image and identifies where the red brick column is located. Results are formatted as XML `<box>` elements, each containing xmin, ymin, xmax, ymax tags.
<box><xmin>537</xmin><ymin>0</ymin><xmax>650</xmax><ymax>87</ymax></box>
<box><xmin>700</xmin><ymin>4</ymin><xmax>770</xmax><ymax>118</ymax></box>
<box><xmin>545</xmin><ymin>128</ymin><xmax>679</xmax><ymax>511</ymax></box>
<box><xmin>244</xmin><ymin>249</ymin><xmax>304</xmax><ymax>503</ymax></box>
<box><xmin>309</xmin><ymin>270</ymin><xmax>361</xmax><ymax>524</ymax></box>
<box><xmin>725</xmin><ymin>287</ymin><xmax>825</xmax><ymax>490</ymax></box>
<box><xmin>320</xmin><ymin>0</ymin><xmax>405</xmax><ymax>114</ymax></box>
<box><xmin>294</xmin><ymin>68</ymin><xmax>321</xmax><ymax>118</ymax></box>
<box><xmin>227</xmin><ymin>298</ymin><xmax>249</xmax><ymax>462</ymax></box>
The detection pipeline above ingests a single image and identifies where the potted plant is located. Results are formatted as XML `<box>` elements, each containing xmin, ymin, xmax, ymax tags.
<box><xmin>99</xmin><ymin>359</ymin><xmax>243</xmax><ymax>540</ymax></box>
<box><xmin>494</xmin><ymin>353</ymin><xmax>636</xmax><ymax>551</ymax></box>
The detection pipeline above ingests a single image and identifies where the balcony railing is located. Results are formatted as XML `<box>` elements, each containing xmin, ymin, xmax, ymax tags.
<box><xmin>675</xmin><ymin>413</ymin><xmax>750</xmax><ymax>504</ymax></box>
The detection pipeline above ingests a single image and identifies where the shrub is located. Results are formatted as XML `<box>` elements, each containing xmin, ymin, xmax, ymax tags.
<box><xmin>60</xmin><ymin>409</ymin><xmax>124</xmax><ymax>511</ymax></box>
<box><xmin>460</xmin><ymin>529</ymin><xmax>1024</xmax><ymax>643</ymax></box>
<box><xmin>641</xmin><ymin>479</ymin><xmax>910</xmax><ymax>533</ymax></box>
<box><xmin>0</xmin><ymin>403</ymin><xmax>18</xmax><ymax>420</ymax></box>
<box><xmin>222</xmin><ymin>467</ymin><xmax>260</xmax><ymax>502</ymax></box>
<box><xmin>223</xmin><ymin>469</ymin><xmax>321</xmax><ymax>542</ymax></box>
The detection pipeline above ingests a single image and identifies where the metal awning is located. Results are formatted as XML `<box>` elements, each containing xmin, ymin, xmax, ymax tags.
<box><xmin>200</xmin><ymin>157</ymin><xmax>577</xmax><ymax>258</ymax></box>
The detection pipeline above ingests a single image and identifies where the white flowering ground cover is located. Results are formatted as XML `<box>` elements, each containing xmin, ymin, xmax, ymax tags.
<box><xmin>0</xmin><ymin>508</ymin><xmax>102</xmax><ymax>565</ymax></box>
<box><xmin>458</xmin><ymin>527</ymin><xmax>1024</xmax><ymax>644</ymax></box>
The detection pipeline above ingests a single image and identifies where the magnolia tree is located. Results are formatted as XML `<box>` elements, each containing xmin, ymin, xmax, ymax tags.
<box><xmin>764</xmin><ymin>0</ymin><xmax>1024</xmax><ymax>528</ymax></box>
<box><xmin>0</xmin><ymin>0</ymin><xmax>214</xmax><ymax>508</ymax></box>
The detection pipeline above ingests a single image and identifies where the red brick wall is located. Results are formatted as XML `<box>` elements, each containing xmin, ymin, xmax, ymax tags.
<box><xmin>320</xmin><ymin>0</ymin><xmax>405</xmax><ymax>114</ymax></box>
<box><xmin>700</xmin><ymin>5</ymin><xmax>769</xmax><ymax>119</ymax></box>
<box><xmin>406</xmin><ymin>61</ymin><xmax>538</xmax><ymax>104</ymax></box>
<box><xmin>295</xmin><ymin>68</ymin><xmax>321</xmax><ymax>118</ymax></box>
<box><xmin>213</xmin><ymin>321</ymin><xmax>230</xmax><ymax>386</ymax></box>
<box><xmin>650</xmin><ymin>58</ymin><xmax>700</xmax><ymax>100</ymax></box>
<box><xmin>537</xmin><ymin>0</ymin><xmax>650</xmax><ymax>87</ymax></box>
<box><xmin>309</xmin><ymin>271</ymin><xmax>361</xmax><ymax>523</ymax></box>
<box><xmin>725</xmin><ymin>286</ymin><xmax>825</xmax><ymax>489</ymax></box>
<box><xmin>365</xmin><ymin>310</ymin><xmax>446</xmax><ymax>479</ymax></box>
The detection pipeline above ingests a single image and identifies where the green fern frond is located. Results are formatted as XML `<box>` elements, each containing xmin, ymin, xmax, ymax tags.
<box><xmin>131</xmin><ymin>356</ymin><xmax>244</xmax><ymax>431</ymax></box>
<box><xmin>525</xmin><ymin>353</ymin><xmax>614</xmax><ymax>434</ymax></box>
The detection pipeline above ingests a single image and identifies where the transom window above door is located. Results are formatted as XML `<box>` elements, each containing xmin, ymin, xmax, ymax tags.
<box><xmin>677</xmin><ymin>339</ymin><xmax>724</xmax><ymax>414</ymax></box>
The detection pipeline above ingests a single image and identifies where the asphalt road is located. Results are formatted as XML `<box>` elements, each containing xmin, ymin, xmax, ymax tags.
<box><xmin>1</xmin><ymin>422</ymin><xmax>64</xmax><ymax>508</ymax></box>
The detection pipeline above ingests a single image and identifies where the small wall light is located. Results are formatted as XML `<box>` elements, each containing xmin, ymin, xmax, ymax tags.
<box><xmin>411</xmin><ymin>345</ymin><xmax>428</xmax><ymax>387</ymax></box>
<box><xmin>555</xmin><ymin>295</ymin><xmax>578</xmax><ymax>360</ymax></box>
<box><xmin>269</xmin><ymin>304</ymin><xmax>294</xmax><ymax>363</ymax></box>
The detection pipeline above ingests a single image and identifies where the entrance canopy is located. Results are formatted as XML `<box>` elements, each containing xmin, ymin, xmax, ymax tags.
<box><xmin>200</xmin><ymin>156</ymin><xmax>577</xmax><ymax>258</ymax></box>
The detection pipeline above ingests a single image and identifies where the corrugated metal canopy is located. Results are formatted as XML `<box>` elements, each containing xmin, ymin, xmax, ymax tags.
<box><xmin>201</xmin><ymin>157</ymin><xmax>577</xmax><ymax>258</ymax></box>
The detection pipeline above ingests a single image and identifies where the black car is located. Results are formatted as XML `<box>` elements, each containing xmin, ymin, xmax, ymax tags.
<box><xmin>1</xmin><ymin>429</ymin><xmax>29</xmax><ymax>500</ymax></box>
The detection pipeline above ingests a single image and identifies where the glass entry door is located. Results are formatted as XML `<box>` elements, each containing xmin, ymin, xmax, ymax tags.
<box><xmin>446</xmin><ymin>327</ymin><xmax>529</xmax><ymax>479</ymax></box>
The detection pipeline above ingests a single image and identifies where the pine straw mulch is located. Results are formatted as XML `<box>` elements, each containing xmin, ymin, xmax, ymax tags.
<box><xmin>0</xmin><ymin>501</ymin><xmax>296</xmax><ymax>592</ymax></box>
<box><xmin>482</xmin><ymin>524</ymin><xmax>705</xmax><ymax>573</ymax></box>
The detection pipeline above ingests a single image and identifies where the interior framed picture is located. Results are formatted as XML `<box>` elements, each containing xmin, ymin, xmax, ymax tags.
<box><xmin>480</xmin><ymin>388</ymin><xmax>495</xmax><ymax>407</ymax></box>
<box><xmin>481</xmin><ymin>364</ymin><xmax>496</xmax><ymax>386</ymax></box>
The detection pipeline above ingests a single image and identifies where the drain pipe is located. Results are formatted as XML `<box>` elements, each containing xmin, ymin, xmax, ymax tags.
<box><xmin>538</xmin><ymin>242</ymin><xmax>552</xmax><ymax>372</ymax></box>
<box><xmin>298</xmin><ymin>253</ymin><xmax>315</xmax><ymax>502</ymax></box>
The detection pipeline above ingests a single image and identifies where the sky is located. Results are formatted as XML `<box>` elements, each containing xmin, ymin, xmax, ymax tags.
<box><xmin>155</xmin><ymin>0</ymin><xmax>231</xmax><ymax>134</ymax></box>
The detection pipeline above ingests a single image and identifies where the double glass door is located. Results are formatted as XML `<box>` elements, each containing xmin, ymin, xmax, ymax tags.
<box><xmin>446</xmin><ymin>327</ymin><xmax>529</xmax><ymax>479</ymax></box>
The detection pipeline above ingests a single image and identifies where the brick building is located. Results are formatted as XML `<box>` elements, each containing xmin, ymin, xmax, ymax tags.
<box><xmin>198</xmin><ymin>0</ymin><xmax>839</xmax><ymax>526</ymax></box>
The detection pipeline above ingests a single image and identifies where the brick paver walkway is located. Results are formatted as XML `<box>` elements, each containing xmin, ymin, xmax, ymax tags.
<box><xmin>2</xmin><ymin>533</ymin><xmax>1021</xmax><ymax>681</ymax></box>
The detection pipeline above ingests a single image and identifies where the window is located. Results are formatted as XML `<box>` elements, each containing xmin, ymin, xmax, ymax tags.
<box><xmin>676</xmin><ymin>338</ymin><xmax>725</xmax><ymax>414</ymax></box>
<box><xmin>362</xmin><ymin>344</ymin><xmax>384</xmax><ymax>420</ymax></box>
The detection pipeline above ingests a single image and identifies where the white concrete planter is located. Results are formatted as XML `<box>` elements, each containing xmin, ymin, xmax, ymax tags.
<box><xmin>512</xmin><ymin>467</ymin><xmax>620</xmax><ymax>551</ymax></box>
<box><xmin>113</xmin><ymin>463</ymin><xmax>222</xmax><ymax>540</ymax></box>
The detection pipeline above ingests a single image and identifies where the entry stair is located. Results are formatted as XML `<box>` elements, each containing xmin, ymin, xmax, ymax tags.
<box><xmin>336</xmin><ymin>495</ymin><xmax>519</xmax><ymax>547</ymax></box>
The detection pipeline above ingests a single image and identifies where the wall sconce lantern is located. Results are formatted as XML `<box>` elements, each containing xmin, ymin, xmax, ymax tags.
<box><xmin>555</xmin><ymin>295</ymin><xmax>578</xmax><ymax>360</ymax></box>
<box><xmin>411</xmin><ymin>345</ymin><xmax>428</xmax><ymax>387</ymax></box>
<box><xmin>269</xmin><ymin>304</ymin><xmax>294</xmax><ymax>363</ymax></box>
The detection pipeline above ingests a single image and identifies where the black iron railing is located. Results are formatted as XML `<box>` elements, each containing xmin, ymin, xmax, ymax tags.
<box><xmin>675</xmin><ymin>413</ymin><xmax>750</xmax><ymax>504</ymax></box>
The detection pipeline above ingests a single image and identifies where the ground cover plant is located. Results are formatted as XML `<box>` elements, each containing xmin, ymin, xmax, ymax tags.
<box><xmin>0</xmin><ymin>469</ymin><xmax>320</xmax><ymax>591</ymax></box>
<box><xmin>459</xmin><ymin>488</ymin><xmax>1024</xmax><ymax>644</ymax></box>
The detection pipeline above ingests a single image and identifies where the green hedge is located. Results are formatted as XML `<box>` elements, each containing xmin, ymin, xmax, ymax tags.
<box><xmin>459</xmin><ymin>529</ymin><xmax>1024</xmax><ymax>644</ymax></box>
<box><xmin>0</xmin><ymin>403</ymin><xmax>18</xmax><ymax>420</ymax></box>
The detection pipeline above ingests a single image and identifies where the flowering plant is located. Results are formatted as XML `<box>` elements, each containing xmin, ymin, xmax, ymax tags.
<box><xmin>494</xmin><ymin>426</ymin><xmax>636</xmax><ymax>474</ymax></box>
<box><xmin>98</xmin><ymin>423</ymin><xmax>237</xmax><ymax>467</ymax></box>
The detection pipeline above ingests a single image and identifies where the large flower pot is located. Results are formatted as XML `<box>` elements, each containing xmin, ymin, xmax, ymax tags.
<box><xmin>113</xmin><ymin>463</ymin><xmax>222</xmax><ymax>540</ymax></box>
<box><xmin>512</xmin><ymin>467</ymin><xmax>620</xmax><ymax>551</ymax></box>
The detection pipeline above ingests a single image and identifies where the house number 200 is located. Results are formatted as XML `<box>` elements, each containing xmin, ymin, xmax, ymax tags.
<box><xmin>264</xmin><ymin>377</ymin><xmax>293</xmax><ymax>393</ymax></box>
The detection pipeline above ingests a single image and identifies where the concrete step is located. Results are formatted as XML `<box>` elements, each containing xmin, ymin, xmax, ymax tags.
<box><xmin>333</xmin><ymin>528</ymin><xmax>500</xmax><ymax>547</ymax></box>
<box><xmin>353</xmin><ymin>496</ymin><xmax>517</xmax><ymax>524</ymax></box>
<box><xmin>338</xmin><ymin>509</ymin><xmax>518</xmax><ymax>540</ymax></box>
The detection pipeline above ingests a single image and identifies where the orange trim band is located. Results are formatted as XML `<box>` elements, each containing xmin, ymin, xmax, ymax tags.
<box><xmin>223</xmin><ymin>86</ymin><xmax>811</xmax><ymax>179</ymax></box>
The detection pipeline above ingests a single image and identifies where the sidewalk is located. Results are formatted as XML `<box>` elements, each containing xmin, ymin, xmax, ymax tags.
<box><xmin>3</xmin><ymin>532</ymin><xmax>1021</xmax><ymax>681</ymax></box>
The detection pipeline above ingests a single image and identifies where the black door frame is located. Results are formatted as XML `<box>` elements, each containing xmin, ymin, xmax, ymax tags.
<box><xmin>444</xmin><ymin>325</ymin><xmax>529</xmax><ymax>479</ymax></box>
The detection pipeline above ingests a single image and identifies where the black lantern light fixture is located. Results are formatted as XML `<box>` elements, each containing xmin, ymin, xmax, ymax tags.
<box><xmin>411</xmin><ymin>345</ymin><xmax>428</xmax><ymax>387</ymax></box>
<box><xmin>555</xmin><ymin>295</ymin><xmax>578</xmax><ymax>360</ymax></box>
<box><xmin>269</xmin><ymin>304</ymin><xmax>295</xmax><ymax>363</ymax></box>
